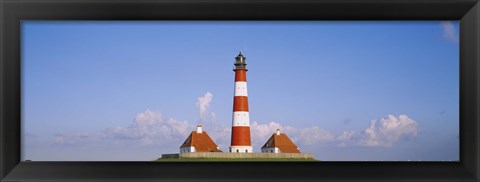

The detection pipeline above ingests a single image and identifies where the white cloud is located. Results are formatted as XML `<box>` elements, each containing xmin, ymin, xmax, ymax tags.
<box><xmin>337</xmin><ymin>114</ymin><xmax>418</xmax><ymax>147</ymax></box>
<box><xmin>441</xmin><ymin>21</ymin><xmax>459</xmax><ymax>43</ymax></box>
<box><xmin>56</xmin><ymin>111</ymin><xmax>418</xmax><ymax>152</ymax></box>
<box><xmin>298</xmin><ymin>126</ymin><xmax>335</xmax><ymax>146</ymax></box>
<box><xmin>103</xmin><ymin>109</ymin><xmax>191</xmax><ymax>146</ymax></box>
<box><xmin>210</xmin><ymin>112</ymin><xmax>217</xmax><ymax>123</ymax></box>
<box><xmin>251</xmin><ymin>121</ymin><xmax>285</xmax><ymax>143</ymax></box>
<box><xmin>53</xmin><ymin>133</ymin><xmax>90</xmax><ymax>146</ymax></box>
<box><xmin>75</xmin><ymin>92</ymin><xmax>223</xmax><ymax>150</ymax></box>
<box><xmin>50</xmin><ymin>88</ymin><xmax>418</xmax><ymax>156</ymax></box>
<box><xmin>196</xmin><ymin>92</ymin><xmax>213</xmax><ymax>121</ymax></box>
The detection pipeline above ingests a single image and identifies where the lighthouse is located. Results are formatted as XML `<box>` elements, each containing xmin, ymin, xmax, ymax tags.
<box><xmin>230</xmin><ymin>52</ymin><xmax>253</xmax><ymax>153</ymax></box>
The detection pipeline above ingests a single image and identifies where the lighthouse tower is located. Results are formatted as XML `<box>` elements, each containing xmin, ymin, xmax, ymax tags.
<box><xmin>230</xmin><ymin>52</ymin><xmax>253</xmax><ymax>153</ymax></box>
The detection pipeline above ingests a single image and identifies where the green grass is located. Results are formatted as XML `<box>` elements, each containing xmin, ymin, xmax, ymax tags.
<box><xmin>154</xmin><ymin>158</ymin><xmax>319</xmax><ymax>162</ymax></box>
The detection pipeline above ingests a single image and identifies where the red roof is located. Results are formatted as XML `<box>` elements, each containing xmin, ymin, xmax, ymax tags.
<box><xmin>261</xmin><ymin>133</ymin><xmax>301</xmax><ymax>153</ymax></box>
<box><xmin>180</xmin><ymin>131</ymin><xmax>221</xmax><ymax>152</ymax></box>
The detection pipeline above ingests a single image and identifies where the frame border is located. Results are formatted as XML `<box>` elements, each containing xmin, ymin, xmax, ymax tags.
<box><xmin>1</xmin><ymin>0</ymin><xmax>479</xmax><ymax>181</ymax></box>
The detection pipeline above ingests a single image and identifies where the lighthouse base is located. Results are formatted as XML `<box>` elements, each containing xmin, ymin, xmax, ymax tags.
<box><xmin>178</xmin><ymin>152</ymin><xmax>315</xmax><ymax>159</ymax></box>
<box><xmin>229</xmin><ymin>146</ymin><xmax>253</xmax><ymax>153</ymax></box>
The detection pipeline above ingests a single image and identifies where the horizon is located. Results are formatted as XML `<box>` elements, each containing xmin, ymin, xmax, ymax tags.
<box><xmin>22</xmin><ymin>21</ymin><xmax>459</xmax><ymax>161</ymax></box>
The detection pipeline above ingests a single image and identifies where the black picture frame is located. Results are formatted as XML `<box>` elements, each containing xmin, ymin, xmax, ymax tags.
<box><xmin>1</xmin><ymin>0</ymin><xmax>479</xmax><ymax>181</ymax></box>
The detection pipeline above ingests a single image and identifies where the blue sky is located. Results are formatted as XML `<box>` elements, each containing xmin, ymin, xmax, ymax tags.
<box><xmin>22</xmin><ymin>21</ymin><xmax>459</xmax><ymax>161</ymax></box>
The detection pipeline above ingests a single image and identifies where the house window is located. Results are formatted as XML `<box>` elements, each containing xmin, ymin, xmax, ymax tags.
<box><xmin>245</xmin><ymin>149</ymin><xmax>248</xmax><ymax>153</ymax></box>
<box><xmin>271</xmin><ymin>150</ymin><xmax>274</xmax><ymax>153</ymax></box>
<box><xmin>236</xmin><ymin>149</ymin><xmax>239</xmax><ymax>153</ymax></box>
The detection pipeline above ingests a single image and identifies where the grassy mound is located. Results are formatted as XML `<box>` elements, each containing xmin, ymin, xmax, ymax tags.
<box><xmin>154</xmin><ymin>158</ymin><xmax>319</xmax><ymax>162</ymax></box>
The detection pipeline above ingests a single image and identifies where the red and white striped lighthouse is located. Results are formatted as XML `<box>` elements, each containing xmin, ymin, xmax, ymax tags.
<box><xmin>230</xmin><ymin>52</ymin><xmax>253</xmax><ymax>153</ymax></box>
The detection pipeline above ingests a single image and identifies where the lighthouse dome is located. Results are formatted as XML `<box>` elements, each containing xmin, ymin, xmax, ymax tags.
<box><xmin>234</xmin><ymin>51</ymin><xmax>248</xmax><ymax>70</ymax></box>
